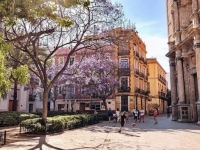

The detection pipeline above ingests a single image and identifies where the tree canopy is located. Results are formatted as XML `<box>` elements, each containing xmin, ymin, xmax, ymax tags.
<box><xmin>71</xmin><ymin>55</ymin><xmax>118</xmax><ymax>110</ymax></box>
<box><xmin>0</xmin><ymin>0</ymin><xmax>124</xmax><ymax>120</ymax></box>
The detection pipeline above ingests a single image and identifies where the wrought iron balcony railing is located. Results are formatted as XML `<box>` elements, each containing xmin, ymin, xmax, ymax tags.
<box><xmin>134</xmin><ymin>69</ymin><xmax>140</xmax><ymax>76</ymax></box>
<box><xmin>118</xmin><ymin>86</ymin><xmax>131</xmax><ymax>92</ymax></box>
<box><xmin>118</xmin><ymin>50</ymin><xmax>130</xmax><ymax>56</ymax></box>
<box><xmin>135</xmin><ymin>87</ymin><xmax>140</xmax><ymax>93</ymax></box>
<box><xmin>134</xmin><ymin>51</ymin><xmax>139</xmax><ymax>58</ymax></box>
<box><xmin>29</xmin><ymin>94</ymin><xmax>36</xmax><ymax>101</ymax></box>
<box><xmin>118</xmin><ymin>68</ymin><xmax>130</xmax><ymax>76</ymax></box>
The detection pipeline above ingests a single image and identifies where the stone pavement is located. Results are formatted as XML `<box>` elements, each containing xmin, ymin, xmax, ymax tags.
<box><xmin>1</xmin><ymin>114</ymin><xmax>200</xmax><ymax>150</ymax></box>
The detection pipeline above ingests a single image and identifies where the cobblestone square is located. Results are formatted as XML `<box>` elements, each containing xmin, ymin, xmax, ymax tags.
<box><xmin>1</xmin><ymin>114</ymin><xmax>200</xmax><ymax>150</ymax></box>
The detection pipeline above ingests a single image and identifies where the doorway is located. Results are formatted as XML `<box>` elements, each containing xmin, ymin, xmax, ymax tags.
<box><xmin>194</xmin><ymin>74</ymin><xmax>199</xmax><ymax>102</ymax></box>
<box><xmin>80</xmin><ymin>103</ymin><xmax>85</xmax><ymax>112</ymax></box>
<box><xmin>29</xmin><ymin>104</ymin><xmax>33</xmax><ymax>113</ymax></box>
<box><xmin>8</xmin><ymin>100</ymin><xmax>13</xmax><ymax>111</ymax></box>
<box><xmin>121</xmin><ymin>95</ymin><xmax>128</xmax><ymax>111</ymax></box>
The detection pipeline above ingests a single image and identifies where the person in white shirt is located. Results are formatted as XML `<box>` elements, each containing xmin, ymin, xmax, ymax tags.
<box><xmin>134</xmin><ymin>109</ymin><xmax>138</xmax><ymax>122</ymax></box>
<box><xmin>139</xmin><ymin>108</ymin><xmax>145</xmax><ymax>122</ymax></box>
<box><xmin>116</xmin><ymin>108</ymin><xmax>120</xmax><ymax>122</ymax></box>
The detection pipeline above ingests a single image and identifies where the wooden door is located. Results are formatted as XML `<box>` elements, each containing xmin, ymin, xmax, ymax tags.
<box><xmin>80</xmin><ymin>103</ymin><xmax>85</xmax><ymax>112</ymax></box>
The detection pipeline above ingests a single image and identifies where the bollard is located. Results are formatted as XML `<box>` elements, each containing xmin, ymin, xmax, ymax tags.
<box><xmin>4</xmin><ymin>130</ymin><xmax>6</xmax><ymax>145</ymax></box>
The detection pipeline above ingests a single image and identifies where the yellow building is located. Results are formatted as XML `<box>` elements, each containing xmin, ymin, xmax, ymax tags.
<box><xmin>114</xmin><ymin>27</ymin><xmax>150</xmax><ymax>114</ymax></box>
<box><xmin>147</xmin><ymin>58</ymin><xmax>168</xmax><ymax>114</ymax></box>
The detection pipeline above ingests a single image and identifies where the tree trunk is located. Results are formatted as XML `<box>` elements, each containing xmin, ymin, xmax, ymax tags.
<box><xmin>12</xmin><ymin>80</ymin><xmax>18</xmax><ymax>111</ymax></box>
<box><xmin>103</xmin><ymin>99</ymin><xmax>108</xmax><ymax>111</ymax></box>
<box><xmin>42</xmin><ymin>90</ymin><xmax>48</xmax><ymax>121</ymax></box>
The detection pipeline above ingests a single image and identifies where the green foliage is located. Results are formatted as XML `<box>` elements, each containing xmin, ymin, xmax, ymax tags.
<box><xmin>56</xmin><ymin>16</ymin><xmax>74</xmax><ymax>27</ymax></box>
<box><xmin>0</xmin><ymin>0</ymin><xmax>90</xmax><ymax>26</ymax></box>
<box><xmin>0</xmin><ymin>37</ymin><xmax>12</xmax><ymax>98</ymax></box>
<box><xmin>12</xmin><ymin>65</ymin><xmax>30</xmax><ymax>84</ymax></box>
<box><xmin>0</xmin><ymin>36</ymin><xmax>30</xmax><ymax>98</ymax></box>
<box><xmin>20</xmin><ymin>113</ymin><xmax>107</xmax><ymax>133</ymax></box>
<box><xmin>0</xmin><ymin>112</ymin><xmax>40</xmax><ymax>127</ymax></box>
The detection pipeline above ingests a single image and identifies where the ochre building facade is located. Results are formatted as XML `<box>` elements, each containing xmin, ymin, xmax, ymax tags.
<box><xmin>166</xmin><ymin>0</ymin><xmax>200</xmax><ymax>123</ymax></box>
<box><xmin>114</xmin><ymin>27</ymin><xmax>150</xmax><ymax>114</ymax></box>
<box><xmin>147</xmin><ymin>58</ymin><xmax>168</xmax><ymax>114</ymax></box>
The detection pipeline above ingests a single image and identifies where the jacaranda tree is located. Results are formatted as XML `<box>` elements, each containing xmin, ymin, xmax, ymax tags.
<box><xmin>70</xmin><ymin>53</ymin><xmax>118</xmax><ymax>111</ymax></box>
<box><xmin>0</xmin><ymin>0</ymin><xmax>124</xmax><ymax>121</ymax></box>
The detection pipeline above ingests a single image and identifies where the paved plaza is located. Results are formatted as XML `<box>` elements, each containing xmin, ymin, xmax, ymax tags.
<box><xmin>1</xmin><ymin>114</ymin><xmax>200</xmax><ymax>150</ymax></box>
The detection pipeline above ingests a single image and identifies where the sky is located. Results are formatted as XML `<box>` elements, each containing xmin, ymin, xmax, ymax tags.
<box><xmin>111</xmin><ymin>0</ymin><xmax>169</xmax><ymax>72</ymax></box>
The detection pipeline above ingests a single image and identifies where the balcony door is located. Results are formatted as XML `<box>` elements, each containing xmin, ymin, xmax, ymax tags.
<box><xmin>119</xmin><ymin>59</ymin><xmax>129</xmax><ymax>68</ymax></box>
<box><xmin>120</xmin><ymin>77</ymin><xmax>128</xmax><ymax>87</ymax></box>
<box><xmin>121</xmin><ymin>95</ymin><xmax>128</xmax><ymax>111</ymax></box>
<box><xmin>29</xmin><ymin>104</ymin><xmax>33</xmax><ymax>113</ymax></box>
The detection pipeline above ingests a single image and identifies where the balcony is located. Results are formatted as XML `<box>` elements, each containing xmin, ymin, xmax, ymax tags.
<box><xmin>139</xmin><ymin>56</ymin><xmax>144</xmax><ymax>63</ymax></box>
<box><xmin>29</xmin><ymin>94</ymin><xmax>36</xmax><ymax>101</ymax></box>
<box><xmin>140</xmin><ymin>89</ymin><xmax>146</xmax><ymax>95</ymax></box>
<box><xmin>158</xmin><ymin>91</ymin><xmax>166</xmax><ymax>99</ymax></box>
<box><xmin>65</xmin><ymin>94</ymin><xmax>77</xmax><ymax>99</ymax></box>
<box><xmin>118</xmin><ymin>50</ymin><xmax>130</xmax><ymax>56</ymax></box>
<box><xmin>134</xmin><ymin>51</ymin><xmax>139</xmax><ymax>58</ymax></box>
<box><xmin>158</xmin><ymin>74</ymin><xmax>167</xmax><ymax>84</ymax></box>
<box><xmin>144</xmin><ymin>75</ymin><xmax>148</xmax><ymax>80</ymax></box>
<box><xmin>139</xmin><ymin>72</ymin><xmax>145</xmax><ymax>78</ymax></box>
<box><xmin>145</xmin><ymin>90</ymin><xmax>150</xmax><ymax>95</ymax></box>
<box><xmin>118</xmin><ymin>68</ymin><xmax>130</xmax><ymax>76</ymax></box>
<box><xmin>135</xmin><ymin>87</ymin><xmax>140</xmax><ymax>93</ymax></box>
<box><xmin>118</xmin><ymin>86</ymin><xmax>131</xmax><ymax>92</ymax></box>
<box><xmin>134</xmin><ymin>69</ymin><xmax>140</xmax><ymax>76</ymax></box>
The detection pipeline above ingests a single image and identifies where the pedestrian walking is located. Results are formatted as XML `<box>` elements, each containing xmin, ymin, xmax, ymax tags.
<box><xmin>166</xmin><ymin>106</ymin><xmax>170</xmax><ymax>118</ymax></box>
<box><xmin>132</xmin><ymin>108</ymin><xmax>136</xmax><ymax>117</ymax></box>
<box><xmin>153</xmin><ymin>108</ymin><xmax>158</xmax><ymax>124</ymax></box>
<box><xmin>138</xmin><ymin>109</ymin><xmax>140</xmax><ymax>120</ymax></box>
<box><xmin>116</xmin><ymin>108</ymin><xmax>120</xmax><ymax>122</ymax></box>
<box><xmin>118</xmin><ymin>111</ymin><xmax>126</xmax><ymax>133</ymax></box>
<box><xmin>107</xmin><ymin>108</ymin><xmax>113</xmax><ymax>123</ymax></box>
<box><xmin>134</xmin><ymin>109</ymin><xmax>138</xmax><ymax>122</ymax></box>
<box><xmin>139</xmin><ymin>108</ymin><xmax>145</xmax><ymax>122</ymax></box>
<box><xmin>113</xmin><ymin>113</ymin><xmax>117</xmax><ymax>123</ymax></box>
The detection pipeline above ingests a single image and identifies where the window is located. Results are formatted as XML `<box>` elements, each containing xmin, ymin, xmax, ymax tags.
<box><xmin>81</xmin><ymin>86</ymin><xmax>85</xmax><ymax>95</ymax></box>
<box><xmin>120</xmin><ymin>77</ymin><xmax>129</xmax><ymax>87</ymax></box>
<box><xmin>58</xmin><ymin>86</ymin><xmax>62</xmax><ymax>94</ymax></box>
<box><xmin>140</xmin><ymin>80</ymin><xmax>142</xmax><ymax>89</ymax></box>
<box><xmin>66</xmin><ymin>85</ymin><xmax>75</xmax><ymax>99</ymax></box>
<box><xmin>144</xmin><ymin>82</ymin><xmax>147</xmax><ymax>91</ymax></box>
<box><xmin>139</xmin><ymin>49</ymin><xmax>141</xmax><ymax>56</ymax></box>
<box><xmin>133</xmin><ymin>44</ymin><xmax>136</xmax><ymax>51</ymax></box>
<box><xmin>119</xmin><ymin>59</ymin><xmax>128</xmax><ymax>68</ymax></box>
<box><xmin>90</xmin><ymin>102</ymin><xmax>100</xmax><ymax>110</ymax></box>
<box><xmin>69</xmin><ymin>57</ymin><xmax>74</xmax><ymax>65</ymax></box>
<box><xmin>135</xmin><ymin>78</ymin><xmax>138</xmax><ymax>87</ymax></box>
<box><xmin>58</xmin><ymin>104</ymin><xmax>65</xmax><ymax>111</ymax></box>
<box><xmin>134</xmin><ymin>60</ymin><xmax>136</xmax><ymax>69</ymax></box>
<box><xmin>59</xmin><ymin>57</ymin><xmax>64</xmax><ymax>65</ymax></box>
<box><xmin>139</xmin><ymin>64</ymin><xmax>141</xmax><ymax>72</ymax></box>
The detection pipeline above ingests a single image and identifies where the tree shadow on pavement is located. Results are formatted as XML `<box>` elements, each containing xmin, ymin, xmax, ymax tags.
<box><xmin>28</xmin><ymin>135</ymin><xmax>65</xmax><ymax>150</ymax></box>
<box><xmin>28</xmin><ymin>135</ymin><xmax>103</xmax><ymax>150</ymax></box>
